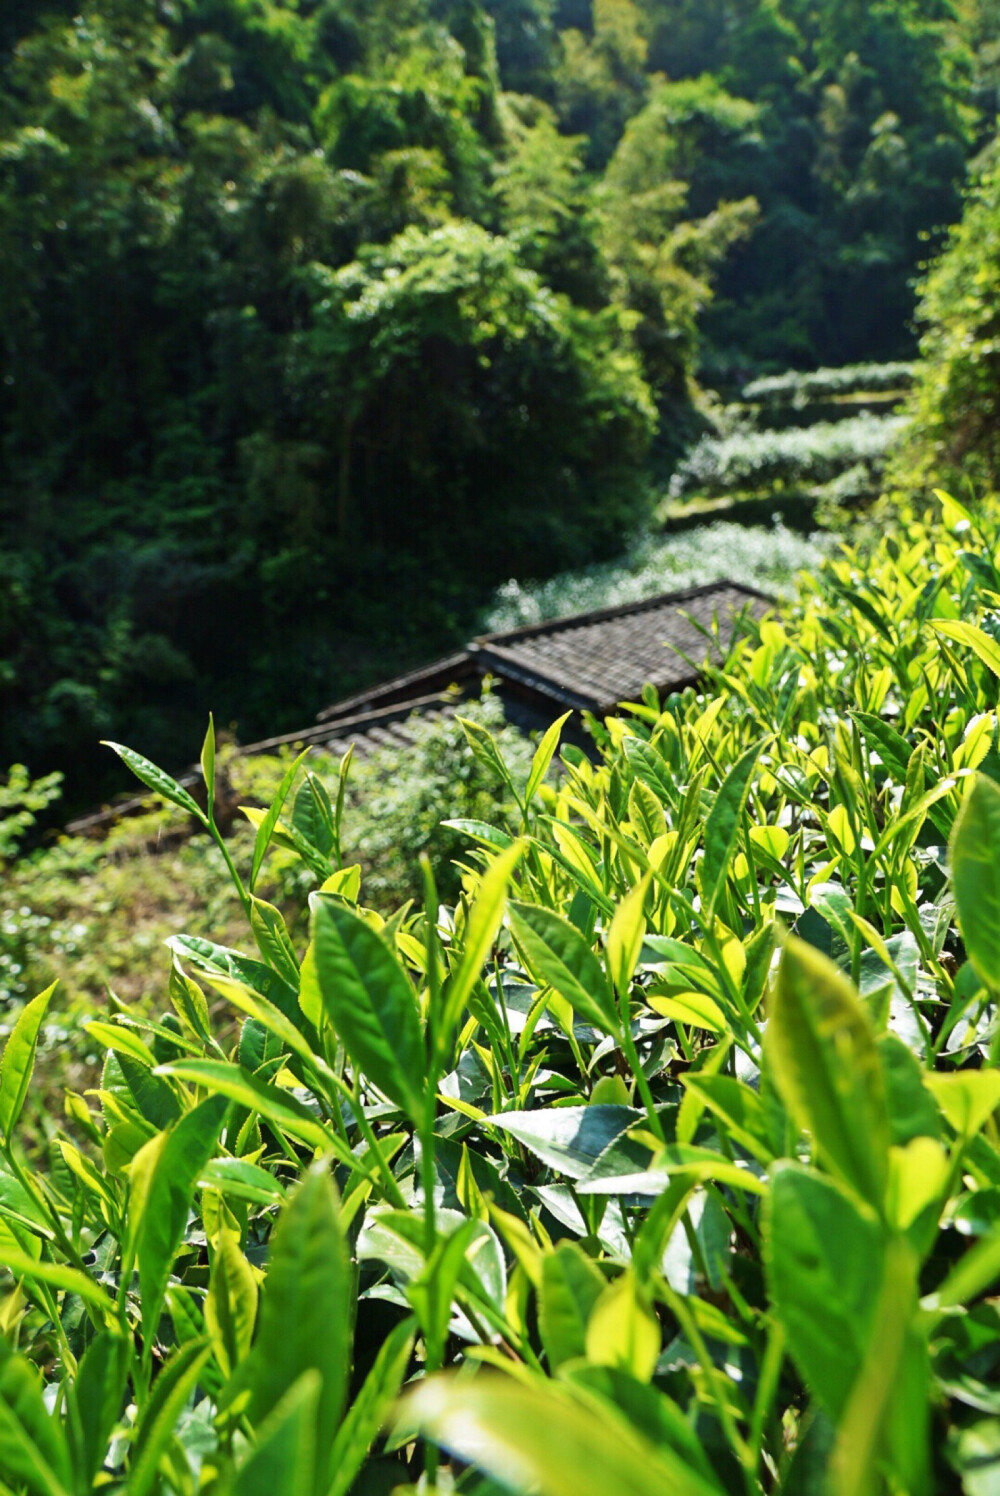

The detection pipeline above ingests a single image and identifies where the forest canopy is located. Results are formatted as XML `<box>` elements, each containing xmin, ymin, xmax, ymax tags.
<box><xmin>1</xmin><ymin>0</ymin><xmax>997</xmax><ymax>800</ymax></box>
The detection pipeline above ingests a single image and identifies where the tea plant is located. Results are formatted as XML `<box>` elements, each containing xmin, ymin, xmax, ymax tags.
<box><xmin>1</xmin><ymin>493</ymin><xmax>1000</xmax><ymax>1494</ymax></box>
<box><xmin>670</xmin><ymin>411</ymin><xmax>905</xmax><ymax>501</ymax></box>
<box><xmin>483</xmin><ymin>518</ymin><xmax>828</xmax><ymax>631</ymax></box>
<box><xmin>743</xmin><ymin>362</ymin><xmax>915</xmax><ymax>408</ymax></box>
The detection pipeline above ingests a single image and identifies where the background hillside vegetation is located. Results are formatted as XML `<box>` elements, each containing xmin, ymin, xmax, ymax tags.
<box><xmin>2</xmin><ymin>0</ymin><xmax>999</xmax><ymax>803</ymax></box>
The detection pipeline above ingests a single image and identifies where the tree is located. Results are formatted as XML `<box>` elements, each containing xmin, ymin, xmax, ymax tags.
<box><xmin>299</xmin><ymin>222</ymin><xmax>655</xmax><ymax>576</ymax></box>
<box><xmin>493</xmin><ymin>98</ymin><xmax>609</xmax><ymax>306</ymax></box>
<box><xmin>555</xmin><ymin>0</ymin><xmax>649</xmax><ymax>166</ymax></box>
<box><xmin>596</xmin><ymin>79</ymin><xmax>759</xmax><ymax>418</ymax></box>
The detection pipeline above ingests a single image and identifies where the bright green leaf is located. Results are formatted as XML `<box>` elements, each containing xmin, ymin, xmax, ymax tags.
<box><xmin>950</xmin><ymin>774</ymin><xmax>1000</xmax><ymax>987</ymax></box>
<box><xmin>765</xmin><ymin>937</ymin><xmax>889</xmax><ymax>1206</ymax></box>
<box><xmin>0</xmin><ymin>982</ymin><xmax>55</xmax><ymax>1142</ymax></box>
<box><xmin>312</xmin><ymin>896</ymin><xmax>424</xmax><ymax>1120</ymax></box>
<box><xmin>509</xmin><ymin>903</ymin><xmax>619</xmax><ymax>1035</ymax></box>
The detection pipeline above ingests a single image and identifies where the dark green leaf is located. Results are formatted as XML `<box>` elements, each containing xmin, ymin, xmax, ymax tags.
<box><xmin>700</xmin><ymin>740</ymin><xmax>763</xmax><ymax>916</ymax></box>
<box><xmin>0</xmin><ymin>1341</ymin><xmax>71</xmax><ymax>1496</ymax></box>
<box><xmin>766</xmin><ymin>1162</ymin><xmax>884</xmax><ymax>1417</ymax></box>
<box><xmin>539</xmin><ymin>1241</ymin><xmax>605</xmax><ymax>1368</ymax></box>
<box><xmin>487</xmin><ymin>1106</ymin><xmax>638</xmax><ymax>1179</ymax></box>
<box><xmin>951</xmin><ymin>774</ymin><xmax>1000</xmax><ymax>987</ymax></box>
<box><xmin>243</xmin><ymin>1166</ymin><xmax>353</xmax><ymax>1493</ymax></box>
<box><xmin>509</xmin><ymin>902</ymin><xmax>618</xmax><ymax>1035</ymax></box>
<box><xmin>233</xmin><ymin>1372</ymin><xmax>319</xmax><ymax>1496</ymax></box>
<box><xmin>66</xmin><ymin>1332</ymin><xmax>130</xmax><ymax>1488</ymax></box>
<box><xmin>137</xmin><ymin>1094</ymin><xmax>229</xmax><ymax>1341</ymax></box>
<box><xmin>156</xmin><ymin>1059</ymin><xmax>341</xmax><ymax>1157</ymax></box>
<box><xmin>765</xmin><ymin>936</ymin><xmax>889</xmax><ymax>1206</ymax></box>
<box><xmin>326</xmin><ymin>1320</ymin><xmax>414</xmax><ymax>1496</ymax></box>
<box><xmin>118</xmin><ymin>1053</ymin><xmax>181</xmax><ymax>1130</ymax></box>
<box><xmin>128</xmin><ymin>1341</ymin><xmax>212</xmax><ymax>1496</ymax></box>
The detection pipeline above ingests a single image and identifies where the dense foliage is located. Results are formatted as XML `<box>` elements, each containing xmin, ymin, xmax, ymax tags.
<box><xmin>1</xmin><ymin>0</ymin><xmax>996</xmax><ymax>799</ymax></box>
<box><xmin>1</xmin><ymin>493</ymin><xmax>1000</xmax><ymax>1492</ymax></box>
<box><xmin>742</xmin><ymin>361</ymin><xmax>914</xmax><ymax>409</ymax></box>
<box><xmin>670</xmin><ymin>411</ymin><xmax>905</xmax><ymax>504</ymax></box>
<box><xmin>893</xmin><ymin>143</ymin><xmax>1000</xmax><ymax>496</ymax></box>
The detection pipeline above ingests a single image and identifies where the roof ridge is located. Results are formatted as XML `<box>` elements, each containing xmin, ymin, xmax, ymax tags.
<box><xmin>317</xmin><ymin>651</ymin><xmax>474</xmax><ymax>721</ymax></box>
<box><xmin>472</xmin><ymin>578</ymin><xmax>774</xmax><ymax>647</ymax></box>
<box><xmin>251</xmin><ymin>691</ymin><xmax>457</xmax><ymax>752</ymax></box>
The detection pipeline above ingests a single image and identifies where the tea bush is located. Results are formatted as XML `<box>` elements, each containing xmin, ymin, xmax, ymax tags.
<box><xmin>483</xmin><ymin>517</ymin><xmax>829</xmax><ymax>631</ymax></box>
<box><xmin>2</xmin><ymin>492</ymin><xmax>1000</xmax><ymax>1494</ymax></box>
<box><xmin>742</xmin><ymin>362</ymin><xmax>915</xmax><ymax>408</ymax></box>
<box><xmin>669</xmin><ymin>411</ymin><xmax>906</xmax><ymax>501</ymax></box>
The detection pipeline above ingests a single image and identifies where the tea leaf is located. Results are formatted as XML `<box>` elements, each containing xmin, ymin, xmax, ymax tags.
<box><xmin>405</xmin><ymin>1371</ymin><xmax>725</xmax><ymax>1496</ymax></box>
<box><xmin>700</xmin><ymin>740</ymin><xmax>763</xmax><ymax>916</ymax></box>
<box><xmin>932</xmin><ymin>619</ymin><xmax>1000</xmax><ymax>679</ymax></box>
<box><xmin>488</xmin><ymin>1106</ymin><xmax>639</xmax><ymax>1179</ymax></box>
<box><xmin>206</xmin><ymin>1231</ymin><xmax>258</xmax><ymax>1377</ymax></box>
<box><xmin>156</xmin><ymin>1060</ymin><xmax>345</xmax><ymax>1159</ymax></box>
<box><xmin>243</xmin><ymin>1166</ymin><xmax>353</xmax><ymax>1488</ymax></box>
<box><xmin>526</xmin><ymin>712</ymin><xmax>572</xmax><ymax>806</ymax></box>
<box><xmin>312</xmin><ymin>896</ymin><xmax>424</xmax><ymax>1120</ymax></box>
<box><xmin>585</xmin><ymin>1270</ymin><xmax>660</xmax><ymax>1381</ymax></box>
<box><xmin>250</xmin><ymin>748</ymin><xmax>311</xmax><ymax>892</ymax></box>
<box><xmin>0</xmin><ymin>981</ymin><xmax>56</xmax><ymax>1141</ymax></box>
<box><xmin>441</xmin><ymin>840</ymin><xmax>524</xmax><ymax>1042</ymax></box>
<box><xmin>0</xmin><ymin>1341</ymin><xmax>71</xmax><ymax>1496</ymax></box>
<box><xmin>509</xmin><ymin>903</ymin><xmax>619</xmax><ymax>1035</ymax></box>
<box><xmin>539</xmin><ymin>1241</ymin><xmax>605</xmax><ymax>1369</ymax></box>
<box><xmin>766</xmin><ymin>1162</ymin><xmax>884</xmax><ymax>1416</ymax></box>
<box><xmin>200</xmin><ymin>715</ymin><xmax>216</xmax><ymax>809</ymax></box>
<box><xmin>129</xmin><ymin>1340</ymin><xmax>212</xmax><ymax>1496</ymax></box>
<box><xmin>0</xmin><ymin>1245</ymin><xmax>115</xmax><ymax>1314</ymax></box>
<box><xmin>327</xmin><ymin>1319</ymin><xmax>415</xmax><ymax>1496</ymax></box>
<box><xmin>648</xmin><ymin>991</ymin><xmax>727</xmax><ymax>1033</ymax></box>
<box><xmin>232</xmin><ymin>1372</ymin><xmax>319</xmax><ymax>1496</ymax></box>
<box><xmin>102</xmin><ymin>741</ymin><xmax>206</xmax><ymax>823</ymax></box>
<box><xmin>950</xmin><ymin>774</ymin><xmax>1000</xmax><ymax>987</ymax></box>
<box><xmin>925</xmin><ymin>1071</ymin><xmax>1000</xmax><ymax>1138</ymax></box>
<box><xmin>66</xmin><ymin>1333</ymin><xmax>130</xmax><ymax>1489</ymax></box>
<box><xmin>830</xmin><ymin>1239</ymin><xmax>925</xmax><ymax>1496</ymax></box>
<box><xmin>765</xmin><ymin>937</ymin><xmax>889</xmax><ymax>1206</ymax></box>
<box><xmin>137</xmin><ymin>1094</ymin><xmax>229</xmax><ymax>1340</ymax></box>
<box><xmin>606</xmin><ymin>876</ymin><xmax>650</xmax><ymax>999</ymax></box>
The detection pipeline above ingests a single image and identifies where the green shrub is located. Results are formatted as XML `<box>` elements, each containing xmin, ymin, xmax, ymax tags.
<box><xmin>670</xmin><ymin>410</ymin><xmax>905</xmax><ymax>500</ymax></box>
<box><xmin>891</xmin><ymin>146</ymin><xmax>1000</xmax><ymax>495</ymax></box>
<box><xmin>3</xmin><ymin>491</ymin><xmax>1000</xmax><ymax>1493</ymax></box>
<box><xmin>251</xmin><ymin>691</ymin><xmax>533</xmax><ymax>911</ymax></box>
<box><xmin>0</xmin><ymin>764</ymin><xmax>63</xmax><ymax>861</ymax></box>
<box><xmin>742</xmin><ymin>361</ymin><xmax>915</xmax><ymax>407</ymax></box>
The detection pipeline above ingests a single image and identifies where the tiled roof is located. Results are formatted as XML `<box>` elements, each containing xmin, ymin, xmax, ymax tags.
<box><xmin>66</xmin><ymin>580</ymin><xmax>772</xmax><ymax>836</ymax></box>
<box><xmin>470</xmin><ymin>581</ymin><xmax>772</xmax><ymax>714</ymax></box>
<box><xmin>316</xmin><ymin>653</ymin><xmax>477</xmax><ymax>723</ymax></box>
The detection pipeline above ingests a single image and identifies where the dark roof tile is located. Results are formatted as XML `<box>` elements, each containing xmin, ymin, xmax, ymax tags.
<box><xmin>471</xmin><ymin>581</ymin><xmax>771</xmax><ymax>713</ymax></box>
